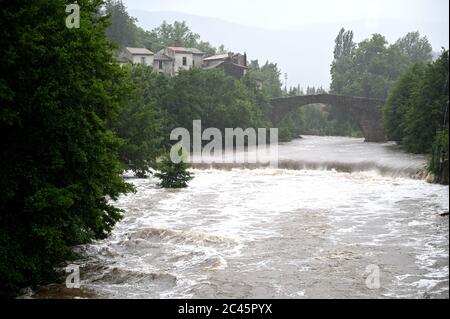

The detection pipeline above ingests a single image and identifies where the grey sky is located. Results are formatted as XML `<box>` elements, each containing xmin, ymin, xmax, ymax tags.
<box><xmin>124</xmin><ymin>0</ymin><xmax>448</xmax><ymax>30</ymax></box>
<box><xmin>123</xmin><ymin>0</ymin><xmax>449</xmax><ymax>88</ymax></box>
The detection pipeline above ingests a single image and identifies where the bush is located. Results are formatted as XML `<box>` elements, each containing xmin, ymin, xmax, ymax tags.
<box><xmin>155</xmin><ymin>148</ymin><xmax>193</xmax><ymax>188</ymax></box>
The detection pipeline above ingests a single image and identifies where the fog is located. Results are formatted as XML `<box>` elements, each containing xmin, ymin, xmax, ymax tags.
<box><xmin>123</xmin><ymin>0</ymin><xmax>449</xmax><ymax>88</ymax></box>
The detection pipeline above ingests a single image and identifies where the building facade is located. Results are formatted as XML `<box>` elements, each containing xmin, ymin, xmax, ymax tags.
<box><xmin>120</xmin><ymin>47</ymin><xmax>154</xmax><ymax>66</ymax></box>
<box><xmin>203</xmin><ymin>52</ymin><xmax>248</xmax><ymax>79</ymax></box>
<box><xmin>119</xmin><ymin>47</ymin><xmax>248</xmax><ymax>80</ymax></box>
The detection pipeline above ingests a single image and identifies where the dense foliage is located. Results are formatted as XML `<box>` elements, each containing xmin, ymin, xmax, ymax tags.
<box><xmin>331</xmin><ymin>29</ymin><xmax>432</xmax><ymax>99</ymax></box>
<box><xmin>0</xmin><ymin>0</ymin><xmax>133</xmax><ymax>297</ymax></box>
<box><xmin>110</xmin><ymin>65</ymin><xmax>168</xmax><ymax>177</ymax></box>
<box><xmin>384</xmin><ymin>51</ymin><xmax>449</xmax><ymax>183</ymax></box>
<box><xmin>155</xmin><ymin>149</ymin><xmax>193</xmax><ymax>188</ymax></box>
<box><xmin>104</xmin><ymin>1</ymin><xmax>219</xmax><ymax>54</ymax></box>
<box><xmin>327</xmin><ymin>29</ymin><xmax>434</xmax><ymax>137</ymax></box>
<box><xmin>165</xmin><ymin>68</ymin><xmax>271</xmax><ymax>133</ymax></box>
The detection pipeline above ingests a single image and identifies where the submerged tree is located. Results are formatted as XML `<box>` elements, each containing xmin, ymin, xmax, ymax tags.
<box><xmin>155</xmin><ymin>147</ymin><xmax>193</xmax><ymax>188</ymax></box>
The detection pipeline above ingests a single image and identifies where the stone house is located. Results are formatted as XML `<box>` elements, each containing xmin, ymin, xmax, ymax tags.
<box><xmin>153</xmin><ymin>50</ymin><xmax>174</xmax><ymax>75</ymax></box>
<box><xmin>152</xmin><ymin>47</ymin><xmax>205</xmax><ymax>76</ymax></box>
<box><xmin>118</xmin><ymin>47</ymin><xmax>248</xmax><ymax>80</ymax></box>
<box><xmin>119</xmin><ymin>47</ymin><xmax>154</xmax><ymax>66</ymax></box>
<box><xmin>203</xmin><ymin>52</ymin><xmax>248</xmax><ymax>79</ymax></box>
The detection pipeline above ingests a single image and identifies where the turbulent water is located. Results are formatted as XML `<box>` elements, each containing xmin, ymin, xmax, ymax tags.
<box><xmin>28</xmin><ymin>136</ymin><xmax>449</xmax><ymax>299</ymax></box>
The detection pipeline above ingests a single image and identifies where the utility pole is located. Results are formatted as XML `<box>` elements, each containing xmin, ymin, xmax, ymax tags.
<box><xmin>284</xmin><ymin>73</ymin><xmax>288</xmax><ymax>94</ymax></box>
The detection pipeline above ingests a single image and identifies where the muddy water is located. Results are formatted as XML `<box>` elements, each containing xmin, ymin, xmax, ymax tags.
<box><xmin>27</xmin><ymin>136</ymin><xmax>449</xmax><ymax>299</ymax></box>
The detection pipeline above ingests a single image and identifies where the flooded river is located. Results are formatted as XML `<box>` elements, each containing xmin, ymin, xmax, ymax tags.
<box><xmin>28</xmin><ymin>136</ymin><xmax>449</xmax><ymax>299</ymax></box>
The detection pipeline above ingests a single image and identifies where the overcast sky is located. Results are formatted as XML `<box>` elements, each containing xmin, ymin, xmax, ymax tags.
<box><xmin>122</xmin><ymin>0</ymin><xmax>449</xmax><ymax>88</ymax></box>
<box><xmin>123</xmin><ymin>0</ymin><xmax>448</xmax><ymax>30</ymax></box>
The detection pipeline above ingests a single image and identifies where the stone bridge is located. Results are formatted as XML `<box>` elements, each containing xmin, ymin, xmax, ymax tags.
<box><xmin>270</xmin><ymin>94</ymin><xmax>386</xmax><ymax>142</ymax></box>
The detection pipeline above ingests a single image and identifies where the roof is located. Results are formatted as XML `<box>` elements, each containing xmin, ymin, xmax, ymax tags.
<box><xmin>188</xmin><ymin>48</ymin><xmax>205</xmax><ymax>55</ymax></box>
<box><xmin>167</xmin><ymin>47</ymin><xmax>204</xmax><ymax>55</ymax></box>
<box><xmin>204</xmin><ymin>54</ymin><xmax>229</xmax><ymax>61</ymax></box>
<box><xmin>125</xmin><ymin>47</ymin><xmax>154</xmax><ymax>55</ymax></box>
<box><xmin>204</xmin><ymin>60</ymin><xmax>248</xmax><ymax>70</ymax></box>
<box><xmin>154</xmin><ymin>50</ymin><xmax>173</xmax><ymax>61</ymax></box>
<box><xmin>203</xmin><ymin>61</ymin><xmax>226</xmax><ymax>70</ymax></box>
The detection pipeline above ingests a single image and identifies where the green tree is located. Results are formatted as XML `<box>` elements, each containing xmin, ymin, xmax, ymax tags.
<box><xmin>383</xmin><ymin>50</ymin><xmax>448</xmax><ymax>183</ymax></box>
<box><xmin>0</xmin><ymin>0</ymin><xmax>133</xmax><ymax>296</ymax></box>
<box><xmin>104</xmin><ymin>0</ymin><xmax>140</xmax><ymax>48</ymax></box>
<box><xmin>111</xmin><ymin>65</ymin><xmax>167</xmax><ymax>177</ymax></box>
<box><xmin>430</xmin><ymin>125</ymin><xmax>449</xmax><ymax>185</ymax></box>
<box><xmin>384</xmin><ymin>63</ymin><xmax>427</xmax><ymax>142</ymax></box>
<box><xmin>165</xmin><ymin>68</ymin><xmax>265</xmax><ymax>133</ymax></box>
<box><xmin>155</xmin><ymin>149</ymin><xmax>193</xmax><ymax>188</ymax></box>
<box><xmin>247</xmin><ymin>60</ymin><xmax>283</xmax><ymax>98</ymax></box>
<box><xmin>402</xmin><ymin>51</ymin><xmax>449</xmax><ymax>154</ymax></box>
<box><xmin>393</xmin><ymin>31</ymin><xmax>433</xmax><ymax>65</ymax></box>
<box><xmin>147</xmin><ymin>21</ymin><xmax>216</xmax><ymax>54</ymax></box>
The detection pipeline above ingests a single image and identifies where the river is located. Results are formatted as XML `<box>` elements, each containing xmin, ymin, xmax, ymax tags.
<box><xmin>26</xmin><ymin>136</ymin><xmax>449</xmax><ymax>299</ymax></box>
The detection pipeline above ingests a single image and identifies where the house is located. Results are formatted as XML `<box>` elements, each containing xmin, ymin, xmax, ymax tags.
<box><xmin>117</xmin><ymin>47</ymin><xmax>249</xmax><ymax>81</ymax></box>
<box><xmin>119</xmin><ymin>47</ymin><xmax>154</xmax><ymax>66</ymax></box>
<box><xmin>152</xmin><ymin>47</ymin><xmax>205</xmax><ymax>76</ymax></box>
<box><xmin>165</xmin><ymin>47</ymin><xmax>205</xmax><ymax>74</ymax></box>
<box><xmin>153</xmin><ymin>50</ymin><xmax>174</xmax><ymax>75</ymax></box>
<box><xmin>203</xmin><ymin>52</ymin><xmax>248</xmax><ymax>79</ymax></box>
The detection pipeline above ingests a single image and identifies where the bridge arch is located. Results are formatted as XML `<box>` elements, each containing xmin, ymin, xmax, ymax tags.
<box><xmin>270</xmin><ymin>94</ymin><xmax>386</xmax><ymax>142</ymax></box>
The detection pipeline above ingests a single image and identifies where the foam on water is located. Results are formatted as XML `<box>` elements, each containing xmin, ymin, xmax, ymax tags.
<box><xmin>26</xmin><ymin>136</ymin><xmax>448</xmax><ymax>299</ymax></box>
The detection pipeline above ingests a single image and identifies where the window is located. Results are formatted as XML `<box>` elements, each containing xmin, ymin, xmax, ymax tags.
<box><xmin>141</xmin><ymin>57</ymin><xmax>146</xmax><ymax>64</ymax></box>
<box><xmin>182</xmin><ymin>57</ymin><xmax>187</xmax><ymax>66</ymax></box>
<box><xmin>159</xmin><ymin>60</ymin><xmax>163</xmax><ymax>69</ymax></box>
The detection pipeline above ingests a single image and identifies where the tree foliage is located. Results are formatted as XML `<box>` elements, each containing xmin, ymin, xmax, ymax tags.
<box><xmin>104</xmin><ymin>2</ymin><xmax>219</xmax><ymax>55</ymax></box>
<box><xmin>164</xmin><ymin>68</ymin><xmax>269</xmax><ymax>133</ymax></box>
<box><xmin>104</xmin><ymin>0</ymin><xmax>141</xmax><ymax>48</ymax></box>
<box><xmin>0</xmin><ymin>0</ymin><xmax>134</xmax><ymax>297</ymax></box>
<box><xmin>383</xmin><ymin>50</ymin><xmax>449</xmax><ymax>183</ymax></box>
<box><xmin>331</xmin><ymin>29</ymin><xmax>432</xmax><ymax>99</ymax></box>
<box><xmin>247</xmin><ymin>60</ymin><xmax>284</xmax><ymax>98</ymax></box>
<box><xmin>110</xmin><ymin>65</ymin><xmax>168</xmax><ymax>177</ymax></box>
<box><xmin>154</xmin><ymin>149</ymin><xmax>193</xmax><ymax>188</ymax></box>
<box><xmin>146</xmin><ymin>21</ymin><xmax>217</xmax><ymax>55</ymax></box>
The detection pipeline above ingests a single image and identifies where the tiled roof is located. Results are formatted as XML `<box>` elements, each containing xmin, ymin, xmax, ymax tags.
<box><xmin>204</xmin><ymin>54</ymin><xmax>229</xmax><ymax>61</ymax></box>
<box><xmin>167</xmin><ymin>47</ymin><xmax>204</xmax><ymax>55</ymax></box>
<box><xmin>125</xmin><ymin>47</ymin><xmax>154</xmax><ymax>55</ymax></box>
<box><xmin>188</xmin><ymin>48</ymin><xmax>205</xmax><ymax>55</ymax></box>
<box><xmin>203</xmin><ymin>61</ymin><xmax>225</xmax><ymax>70</ymax></box>
<box><xmin>204</xmin><ymin>60</ymin><xmax>248</xmax><ymax>70</ymax></box>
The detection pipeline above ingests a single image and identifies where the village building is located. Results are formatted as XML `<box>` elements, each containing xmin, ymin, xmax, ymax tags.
<box><xmin>153</xmin><ymin>50</ymin><xmax>174</xmax><ymax>75</ymax></box>
<box><xmin>203</xmin><ymin>52</ymin><xmax>248</xmax><ymax>79</ymax></box>
<box><xmin>118</xmin><ymin>47</ymin><xmax>248</xmax><ymax>80</ymax></box>
<box><xmin>119</xmin><ymin>47</ymin><xmax>154</xmax><ymax>66</ymax></box>
<box><xmin>152</xmin><ymin>47</ymin><xmax>205</xmax><ymax>76</ymax></box>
